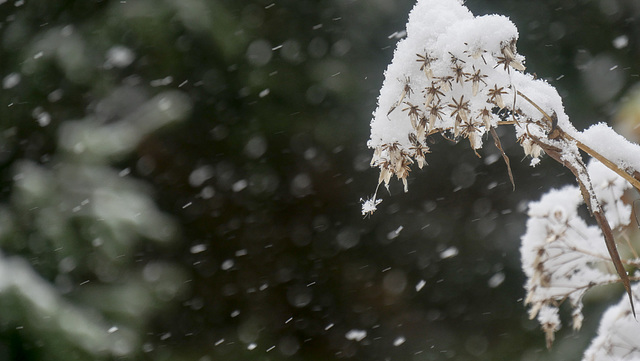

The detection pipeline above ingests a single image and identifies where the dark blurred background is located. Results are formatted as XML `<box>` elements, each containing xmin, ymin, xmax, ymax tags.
<box><xmin>1</xmin><ymin>0</ymin><xmax>639</xmax><ymax>360</ymax></box>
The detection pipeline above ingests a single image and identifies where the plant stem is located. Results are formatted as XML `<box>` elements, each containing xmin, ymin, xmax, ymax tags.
<box><xmin>515</xmin><ymin>90</ymin><xmax>640</xmax><ymax>193</ymax></box>
<box><xmin>563</xmin><ymin>132</ymin><xmax>640</xmax><ymax>193</ymax></box>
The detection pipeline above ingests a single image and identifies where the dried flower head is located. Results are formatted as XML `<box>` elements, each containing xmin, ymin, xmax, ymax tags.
<box><xmin>366</xmin><ymin>0</ymin><xmax>562</xmax><ymax>200</ymax></box>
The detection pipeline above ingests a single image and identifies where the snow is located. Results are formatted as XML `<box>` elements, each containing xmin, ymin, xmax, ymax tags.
<box><xmin>386</xmin><ymin>225</ymin><xmax>404</xmax><ymax>240</ymax></box>
<box><xmin>105</xmin><ymin>45</ymin><xmax>135</xmax><ymax>69</ymax></box>
<box><xmin>2</xmin><ymin>72</ymin><xmax>21</xmax><ymax>89</ymax></box>
<box><xmin>190</xmin><ymin>244</ymin><xmax>207</xmax><ymax>254</ymax></box>
<box><xmin>221</xmin><ymin>259</ymin><xmax>235</xmax><ymax>270</ymax></box>
<box><xmin>361</xmin><ymin>196</ymin><xmax>382</xmax><ymax>216</ymax></box>
<box><xmin>612</xmin><ymin>35</ymin><xmax>629</xmax><ymax>49</ymax></box>
<box><xmin>393</xmin><ymin>336</ymin><xmax>406</xmax><ymax>346</ymax></box>
<box><xmin>345</xmin><ymin>329</ymin><xmax>367</xmax><ymax>342</ymax></box>
<box><xmin>577</xmin><ymin>122</ymin><xmax>640</xmax><ymax>173</ymax></box>
<box><xmin>487</xmin><ymin>272</ymin><xmax>505</xmax><ymax>288</ymax></box>
<box><xmin>439</xmin><ymin>246</ymin><xmax>459</xmax><ymax>259</ymax></box>
<box><xmin>189</xmin><ymin>165</ymin><xmax>215</xmax><ymax>187</ymax></box>
<box><xmin>582</xmin><ymin>284</ymin><xmax>640</xmax><ymax>361</ymax></box>
<box><xmin>521</xmin><ymin>184</ymin><xmax>615</xmax><ymax>302</ymax></box>
<box><xmin>232</xmin><ymin>179</ymin><xmax>248</xmax><ymax>192</ymax></box>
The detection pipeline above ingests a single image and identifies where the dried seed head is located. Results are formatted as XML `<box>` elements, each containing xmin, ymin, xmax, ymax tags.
<box><xmin>427</xmin><ymin>101</ymin><xmax>445</xmax><ymax>131</ymax></box>
<box><xmin>448</xmin><ymin>95</ymin><xmax>470</xmax><ymax>123</ymax></box>
<box><xmin>522</xmin><ymin>138</ymin><xmax>543</xmax><ymax>158</ymax></box>
<box><xmin>488</xmin><ymin>85</ymin><xmax>507</xmax><ymax>109</ymax></box>
<box><xmin>453</xmin><ymin>114</ymin><xmax>462</xmax><ymax>137</ymax></box>
<box><xmin>479</xmin><ymin>107</ymin><xmax>492</xmax><ymax>129</ymax></box>
<box><xmin>572</xmin><ymin>310</ymin><xmax>583</xmax><ymax>331</ymax></box>
<box><xmin>466</xmin><ymin>66</ymin><xmax>488</xmax><ymax>96</ymax></box>
<box><xmin>386</xmin><ymin>76</ymin><xmax>414</xmax><ymax>116</ymax></box>
<box><xmin>452</xmin><ymin>63</ymin><xmax>468</xmax><ymax>84</ymax></box>
<box><xmin>498</xmin><ymin>41</ymin><xmax>526</xmax><ymax>72</ymax></box>
<box><xmin>402</xmin><ymin>102</ymin><xmax>421</xmax><ymax>130</ymax></box>
<box><xmin>378</xmin><ymin>166</ymin><xmax>392</xmax><ymax>186</ymax></box>
<box><xmin>424</xmin><ymin>82</ymin><xmax>444</xmax><ymax>107</ymax></box>
<box><xmin>416</xmin><ymin>52</ymin><xmax>436</xmax><ymax>79</ymax></box>
<box><xmin>543</xmin><ymin>322</ymin><xmax>557</xmax><ymax>349</ymax></box>
<box><xmin>417</xmin><ymin>116</ymin><xmax>428</xmax><ymax>140</ymax></box>
<box><xmin>437</xmin><ymin>76</ymin><xmax>454</xmax><ymax>92</ymax></box>
<box><xmin>460</xmin><ymin>119</ymin><xmax>482</xmax><ymax>149</ymax></box>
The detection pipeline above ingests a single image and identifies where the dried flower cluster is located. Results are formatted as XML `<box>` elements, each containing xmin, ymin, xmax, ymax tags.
<box><xmin>521</xmin><ymin>160</ymin><xmax>636</xmax><ymax>348</ymax></box>
<box><xmin>365</xmin><ymin>0</ymin><xmax>573</xmax><ymax>211</ymax></box>
<box><xmin>364</xmin><ymin>0</ymin><xmax>640</xmax><ymax>358</ymax></box>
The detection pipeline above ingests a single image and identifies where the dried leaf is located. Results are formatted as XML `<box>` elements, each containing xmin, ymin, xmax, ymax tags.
<box><xmin>594</xmin><ymin>210</ymin><xmax>635</xmax><ymax>317</ymax></box>
<box><xmin>489</xmin><ymin>127</ymin><xmax>515</xmax><ymax>191</ymax></box>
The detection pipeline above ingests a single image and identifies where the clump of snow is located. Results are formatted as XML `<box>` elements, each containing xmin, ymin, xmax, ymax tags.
<box><xmin>361</xmin><ymin>196</ymin><xmax>382</xmax><ymax>216</ymax></box>
<box><xmin>587</xmin><ymin>159</ymin><xmax>633</xmax><ymax>229</ymax></box>
<box><xmin>577</xmin><ymin>122</ymin><xmax>640</xmax><ymax>173</ymax></box>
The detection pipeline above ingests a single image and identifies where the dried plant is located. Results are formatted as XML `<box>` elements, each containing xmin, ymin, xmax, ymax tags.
<box><xmin>521</xmin><ymin>160</ymin><xmax>639</xmax><ymax>348</ymax></box>
<box><xmin>362</xmin><ymin>0</ymin><xmax>640</xmax><ymax>358</ymax></box>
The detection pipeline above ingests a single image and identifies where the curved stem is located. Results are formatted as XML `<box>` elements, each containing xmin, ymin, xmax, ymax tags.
<box><xmin>515</xmin><ymin>90</ymin><xmax>640</xmax><ymax>193</ymax></box>
<box><xmin>563</xmin><ymin>132</ymin><xmax>640</xmax><ymax>193</ymax></box>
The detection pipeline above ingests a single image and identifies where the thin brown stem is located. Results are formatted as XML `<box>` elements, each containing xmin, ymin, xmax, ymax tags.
<box><xmin>497</xmin><ymin>120</ymin><xmax>518</xmax><ymax>126</ymax></box>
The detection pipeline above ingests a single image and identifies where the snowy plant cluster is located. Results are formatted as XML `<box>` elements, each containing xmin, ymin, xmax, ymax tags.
<box><xmin>583</xmin><ymin>284</ymin><xmax>640</xmax><ymax>361</ymax></box>
<box><xmin>521</xmin><ymin>160</ymin><xmax>636</xmax><ymax>349</ymax></box>
<box><xmin>365</xmin><ymin>0</ymin><xmax>571</xmax><ymax>204</ymax></box>
<box><xmin>364</xmin><ymin>0</ymin><xmax>640</xmax><ymax>358</ymax></box>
